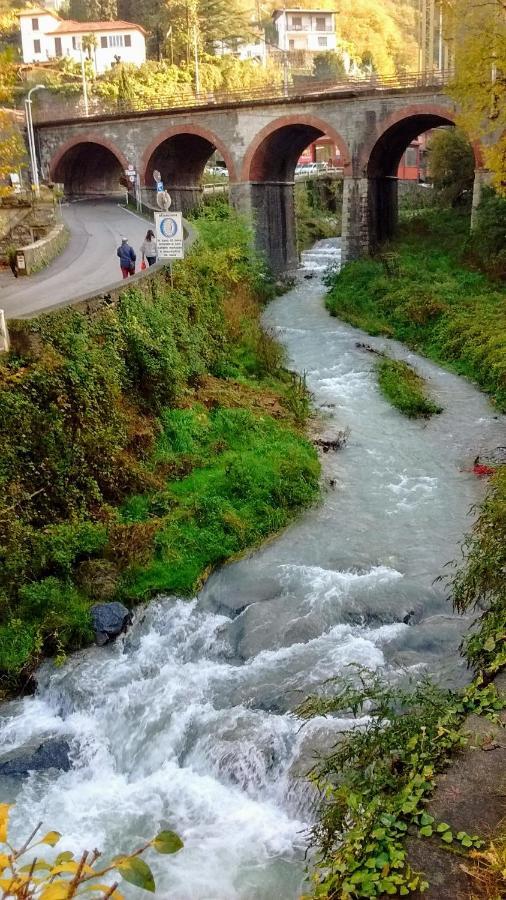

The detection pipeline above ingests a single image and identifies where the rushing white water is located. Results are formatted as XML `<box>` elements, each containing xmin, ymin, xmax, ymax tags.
<box><xmin>1</xmin><ymin>238</ymin><xmax>504</xmax><ymax>898</ymax></box>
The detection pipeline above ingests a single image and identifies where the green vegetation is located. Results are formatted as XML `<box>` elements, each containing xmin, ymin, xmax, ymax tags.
<box><xmin>427</xmin><ymin>128</ymin><xmax>475</xmax><ymax>206</ymax></box>
<box><xmin>0</xmin><ymin>802</ymin><xmax>183</xmax><ymax>898</ymax></box>
<box><xmin>376</xmin><ymin>357</ymin><xmax>442</xmax><ymax>418</ymax></box>
<box><xmin>0</xmin><ymin>210</ymin><xmax>319</xmax><ymax>693</ymax></box>
<box><xmin>299</xmin><ymin>672</ymin><xmax>502</xmax><ymax>899</ymax></box>
<box><xmin>325</xmin><ymin>206</ymin><xmax>506</xmax><ymax>410</ymax></box>
<box><xmin>295</xmin><ymin>178</ymin><xmax>342</xmax><ymax>252</ymax></box>
<box><xmin>451</xmin><ymin>467</ymin><xmax>506</xmax><ymax>677</ymax></box>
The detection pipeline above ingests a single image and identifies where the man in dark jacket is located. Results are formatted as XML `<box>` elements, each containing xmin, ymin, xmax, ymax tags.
<box><xmin>117</xmin><ymin>237</ymin><xmax>136</xmax><ymax>278</ymax></box>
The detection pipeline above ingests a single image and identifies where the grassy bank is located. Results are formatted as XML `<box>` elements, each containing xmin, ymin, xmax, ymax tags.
<box><xmin>376</xmin><ymin>357</ymin><xmax>442</xmax><ymax>418</ymax></box>
<box><xmin>325</xmin><ymin>208</ymin><xmax>506</xmax><ymax>411</ymax></box>
<box><xmin>0</xmin><ymin>210</ymin><xmax>320</xmax><ymax>693</ymax></box>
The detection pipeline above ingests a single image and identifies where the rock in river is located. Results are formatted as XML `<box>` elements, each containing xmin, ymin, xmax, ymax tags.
<box><xmin>0</xmin><ymin>739</ymin><xmax>71</xmax><ymax>777</ymax></box>
<box><xmin>91</xmin><ymin>602</ymin><xmax>132</xmax><ymax>646</ymax></box>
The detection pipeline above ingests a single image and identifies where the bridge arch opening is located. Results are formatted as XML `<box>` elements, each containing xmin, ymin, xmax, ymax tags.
<box><xmin>363</xmin><ymin>108</ymin><xmax>478</xmax><ymax>249</ymax></box>
<box><xmin>51</xmin><ymin>140</ymin><xmax>125</xmax><ymax>198</ymax></box>
<box><xmin>142</xmin><ymin>127</ymin><xmax>235</xmax><ymax>216</ymax></box>
<box><xmin>243</xmin><ymin>117</ymin><xmax>350</xmax><ymax>272</ymax></box>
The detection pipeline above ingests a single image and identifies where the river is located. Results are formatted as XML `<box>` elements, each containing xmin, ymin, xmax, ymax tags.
<box><xmin>1</xmin><ymin>239</ymin><xmax>504</xmax><ymax>899</ymax></box>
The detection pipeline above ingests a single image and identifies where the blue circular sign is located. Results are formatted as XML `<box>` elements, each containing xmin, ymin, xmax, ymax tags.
<box><xmin>160</xmin><ymin>217</ymin><xmax>178</xmax><ymax>238</ymax></box>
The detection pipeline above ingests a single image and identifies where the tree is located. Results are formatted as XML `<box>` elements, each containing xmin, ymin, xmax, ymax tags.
<box><xmin>313</xmin><ymin>51</ymin><xmax>346</xmax><ymax>81</ymax></box>
<box><xmin>0</xmin><ymin>110</ymin><xmax>26</xmax><ymax>189</ymax></box>
<box><xmin>69</xmin><ymin>0</ymin><xmax>118</xmax><ymax>20</ymax></box>
<box><xmin>443</xmin><ymin>0</ymin><xmax>506</xmax><ymax>196</ymax></box>
<box><xmin>427</xmin><ymin>127</ymin><xmax>475</xmax><ymax>204</ymax></box>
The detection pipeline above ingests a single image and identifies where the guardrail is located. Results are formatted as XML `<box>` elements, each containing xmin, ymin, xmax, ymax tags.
<box><xmin>31</xmin><ymin>69</ymin><xmax>453</xmax><ymax>124</ymax></box>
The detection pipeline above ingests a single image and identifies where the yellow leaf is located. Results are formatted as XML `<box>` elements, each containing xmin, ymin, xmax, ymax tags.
<box><xmin>0</xmin><ymin>853</ymin><xmax>9</xmax><ymax>873</ymax></box>
<box><xmin>51</xmin><ymin>862</ymin><xmax>95</xmax><ymax>876</ymax></box>
<box><xmin>41</xmin><ymin>831</ymin><xmax>61</xmax><ymax>847</ymax></box>
<box><xmin>39</xmin><ymin>884</ymin><xmax>71</xmax><ymax>899</ymax></box>
<box><xmin>0</xmin><ymin>804</ymin><xmax>11</xmax><ymax>844</ymax></box>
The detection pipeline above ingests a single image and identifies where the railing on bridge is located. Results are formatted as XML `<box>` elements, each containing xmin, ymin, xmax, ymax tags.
<box><xmin>31</xmin><ymin>69</ymin><xmax>453</xmax><ymax>124</ymax></box>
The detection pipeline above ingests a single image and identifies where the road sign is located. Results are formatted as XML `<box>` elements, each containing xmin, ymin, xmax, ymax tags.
<box><xmin>155</xmin><ymin>212</ymin><xmax>184</xmax><ymax>260</ymax></box>
<box><xmin>128</xmin><ymin>174</ymin><xmax>136</xmax><ymax>183</ymax></box>
<box><xmin>156</xmin><ymin>181</ymin><xmax>164</xmax><ymax>192</ymax></box>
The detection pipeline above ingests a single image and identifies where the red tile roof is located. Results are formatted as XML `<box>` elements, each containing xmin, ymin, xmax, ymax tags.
<box><xmin>46</xmin><ymin>19</ymin><xmax>147</xmax><ymax>36</ymax></box>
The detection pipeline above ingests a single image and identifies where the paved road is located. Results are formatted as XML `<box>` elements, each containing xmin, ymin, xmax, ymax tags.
<box><xmin>0</xmin><ymin>200</ymin><xmax>150</xmax><ymax>319</ymax></box>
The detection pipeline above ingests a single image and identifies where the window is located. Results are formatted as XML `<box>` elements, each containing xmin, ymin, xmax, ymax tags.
<box><xmin>291</xmin><ymin>15</ymin><xmax>302</xmax><ymax>30</ymax></box>
<box><xmin>32</xmin><ymin>18</ymin><xmax>39</xmax><ymax>30</ymax></box>
<box><xmin>72</xmin><ymin>36</ymin><xmax>82</xmax><ymax>50</ymax></box>
<box><xmin>100</xmin><ymin>35</ymin><xmax>108</xmax><ymax>48</ymax></box>
<box><xmin>405</xmin><ymin>147</ymin><xmax>418</xmax><ymax>167</ymax></box>
<box><xmin>315</xmin><ymin>16</ymin><xmax>326</xmax><ymax>31</ymax></box>
<box><xmin>318</xmin><ymin>36</ymin><xmax>327</xmax><ymax>47</ymax></box>
<box><xmin>54</xmin><ymin>36</ymin><xmax>62</xmax><ymax>56</ymax></box>
<box><xmin>124</xmin><ymin>34</ymin><xmax>131</xmax><ymax>47</ymax></box>
<box><xmin>289</xmin><ymin>39</ymin><xmax>295</xmax><ymax>50</ymax></box>
<box><xmin>33</xmin><ymin>38</ymin><xmax>41</xmax><ymax>53</ymax></box>
<box><xmin>108</xmin><ymin>34</ymin><xmax>124</xmax><ymax>48</ymax></box>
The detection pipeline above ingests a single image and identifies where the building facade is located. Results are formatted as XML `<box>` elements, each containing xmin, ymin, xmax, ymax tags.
<box><xmin>272</xmin><ymin>8</ymin><xmax>337</xmax><ymax>53</ymax></box>
<box><xmin>18</xmin><ymin>8</ymin><xmax>146</xmax><ymax>73</ymax></box>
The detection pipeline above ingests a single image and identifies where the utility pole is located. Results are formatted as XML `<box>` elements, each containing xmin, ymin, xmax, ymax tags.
<box><xmin>24</xmin><ymin>84</ymin><xmax>45</xmax><ymax>197</ymax></box>
<box><xmin>418</xmin><ymin>0</ymin><xmax>436</xmax><ymax>73</ymax></box>
<box><xmin>80</xmin><ymin>49</ymin><xmax>89</xmax><ymax>116</ymax></box>
<box><xmin>194</xmin><ymin>23</ymin><xmax>200</xmax><ymax>94</ymax></box>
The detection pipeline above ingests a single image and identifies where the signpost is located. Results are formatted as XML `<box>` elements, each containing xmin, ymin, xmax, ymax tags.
<box><xmin>154</xmin><ymin>212</ymin><xmax>184</xmax><ymax>287</ymax></box>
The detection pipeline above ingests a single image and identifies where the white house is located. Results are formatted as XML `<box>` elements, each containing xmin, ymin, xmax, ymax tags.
<box><xmin>213</xmin><ymin>39</ymin><xmax>267</xmax><ymax>64</ymax></box>
<box><xmin>272</xmin><ymin>8</ymin><xmax>337</xmax><ymax>53</ymax></box>
<box><xmin>18</xmin><ymin>8</ymin><xmax>147</xmax><ymax>73</ymax></box>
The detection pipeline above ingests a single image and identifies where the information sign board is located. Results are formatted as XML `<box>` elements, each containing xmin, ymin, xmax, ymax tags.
<box><xmin>154</xmin><ymin>212</ymin><xmax>184</xmax><ymax>260</ymax></box>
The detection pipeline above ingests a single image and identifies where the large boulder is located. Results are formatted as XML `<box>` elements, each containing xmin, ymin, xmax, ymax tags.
<box><xmin>0</xmin><ymin>739</ymin><xmax>71</xmax><ymax>777</ymax></box>
<box><xmin>91</xmin><ymin>601</ymin><xmax>132</xmax><ymax>646</ymax></box>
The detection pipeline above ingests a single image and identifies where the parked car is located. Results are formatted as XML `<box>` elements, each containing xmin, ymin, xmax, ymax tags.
<box><xmin>205</xmin><ymin>165</ymin><xmax>229</xmax><ymax>178</ymax></box>
<box><xmin>295</xmin><ymin>161</ymin><xmax>329</xmax><ymax>178</ymax></box>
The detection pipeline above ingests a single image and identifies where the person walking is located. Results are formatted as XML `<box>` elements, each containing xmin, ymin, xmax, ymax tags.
<box><xmin>117</xmin><ymin>237</ymin><xmax>136</xmax><ymax>278</ymax></box>
<box><xmin>141</xmin><ymin>229</ymin><xmax>157</xmax><ymax>267</ymax></box>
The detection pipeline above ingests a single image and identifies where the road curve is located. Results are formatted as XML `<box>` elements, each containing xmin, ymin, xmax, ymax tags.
<box><xmin>0</xmin><ymin>200</ymin><xmax>151</xmax><ymax>320</ymax></box>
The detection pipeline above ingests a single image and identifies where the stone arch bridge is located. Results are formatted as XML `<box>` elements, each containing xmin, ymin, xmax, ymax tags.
<box><xmin>35</xmin><ymin>83</ymin><xmax>485</xmax><ymax>272</ymax></box>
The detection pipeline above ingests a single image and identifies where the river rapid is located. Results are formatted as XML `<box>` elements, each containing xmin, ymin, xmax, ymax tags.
<box><xmin>1</xmin><ymin>239</ymin><xmax>504</xmax><ymax>899</ymax></box>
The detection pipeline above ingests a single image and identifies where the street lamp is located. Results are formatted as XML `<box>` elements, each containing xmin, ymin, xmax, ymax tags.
<box><xmin>24</xmin><ymin>84</ymin><xmax>45</xmax><ymax>197</ymax></box>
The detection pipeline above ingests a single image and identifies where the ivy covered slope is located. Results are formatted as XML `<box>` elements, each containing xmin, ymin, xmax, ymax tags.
<box><xmin>0</xmin><ymin>211</ymin><xmax>320</xmax><ymax>693</ymax></box>
<box><xmin>325</xmin><ymin>201</ymin><xmax>506</xmax><ymax>411</ymax></box>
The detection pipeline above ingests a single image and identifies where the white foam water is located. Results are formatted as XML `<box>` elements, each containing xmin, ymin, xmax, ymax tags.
<box><xmin>1</xmin><ymin>237</ymin><xmax>505</xmax><ymax>898</ymax></box>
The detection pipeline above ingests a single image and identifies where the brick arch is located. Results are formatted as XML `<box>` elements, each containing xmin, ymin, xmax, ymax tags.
<box><xmin>358</xmin><ymin>103</ymin><xmax>484</xmax><ymax>176</ymax></box>
<box><xmin>241</xmin><ymin>114</ymin><xmax>352</xmax><ymax>182</ymax></box>
<box><xmin>49</xmin><ymin>133</ymin><xmax>129</xmax><ymax>181</ymax></box>
<box><xmin>140</xmin><ymin>124</ymin><xmax>237</xmax><ymax>184</ymax></box>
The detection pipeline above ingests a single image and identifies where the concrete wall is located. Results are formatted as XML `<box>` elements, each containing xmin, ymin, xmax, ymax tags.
<box><xmin>16</xmin><ymin>222</ymin><xmax>69</xmax><ymax>276</ymax></box>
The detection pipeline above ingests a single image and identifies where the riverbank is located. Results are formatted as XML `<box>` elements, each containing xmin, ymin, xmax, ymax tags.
<box><xmin>325</xmin><ymin>208</ymin><xmax>506</xmax><ymax>411</ymax></box>
<box><xmin>302</xmin><ymin>214</ymin><xmax>506</xmax><ymax>898</ymax></box>
<box><xmin>0</xmin><ymin>209</ymin><xmax>320</xmax><ymax>695</ymax></box>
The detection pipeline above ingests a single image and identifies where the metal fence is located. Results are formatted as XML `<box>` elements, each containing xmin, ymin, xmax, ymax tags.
<box><xmin>32</xmin><ymin>69</ymin><xmax>453</xmax><ymax>124</ymax></box>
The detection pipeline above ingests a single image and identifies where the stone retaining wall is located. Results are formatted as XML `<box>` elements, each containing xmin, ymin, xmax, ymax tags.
<box><xmin>16</xmin><ymin>222</ymin><xmax>69</xmax><ymax>276</ymax></box>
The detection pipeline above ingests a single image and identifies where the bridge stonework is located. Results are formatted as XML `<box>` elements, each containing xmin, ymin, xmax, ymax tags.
<box><xmin>35</xmin><ymin>87</ymin><xmax>478</xmax><ymax>272</ymax></box>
